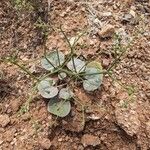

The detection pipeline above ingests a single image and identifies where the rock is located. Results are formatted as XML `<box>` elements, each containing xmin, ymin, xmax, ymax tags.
<box><xmin>98</xmin><ymin>24</ymin><xmax>115</xmax><ymax>38</ymax></box>
<box><xmin>121</xmin><ymin>13</ymin><xmax>133</xmax><ymax>23</ymax></box>
<box><xmin>10</xmin><ymin>99</ymin><xmax>21</xmax><ymax>112</ymax></box>
<box><xmin>81</xmin><ymin>134</ymin><xmax>100</xmax><ymax>147</ymax></box>
<box><xmin>58</xmin><ymin>138</ymin><xmax>63</xmax><ymax>142</ymax></box>
<box><xmin>116</xmin><ymin>91</ymin><xmax>129</xmax><ymax>100</ymax></box>
<box><xmin>121</xmin><ymin>13</ymin><xmax>138</xmax><ymax>25</ymax></box>
<box><xmin>115</xmin><ymin>101</ymin><xmax>140</xmax><ymax>136</ymax></box>
<box><xmin>21</xmin><ymin>113</ymin><xmax>31</xmax><ymax>121</ymax></box>
<box><xmin>130</xmin><ymin>9</ymin><xmax>136</xmax><ymax>18</ymax></box>
<box><xmin>39</xmin><ymin>138</ymin><xmax>51</xmax><ymax>149</ymax></box>
<box><xmin>102</xmin><ymin>58</ymin><xmax>110</xmax><ymax>68</ymax></box>
<box><xmin>0</xmin><ymin>114</ymin><xmax>10</xmax><ymax>127</ymax></box>
<box><xmin>86</xmin><ymin>104</ymin><xmax>106</xmax><ymax>121</ymax></box>
<box><xmin>102</xmin><ymin>12</ymin><xmax>112</xmax><ymax>17</ymax></box>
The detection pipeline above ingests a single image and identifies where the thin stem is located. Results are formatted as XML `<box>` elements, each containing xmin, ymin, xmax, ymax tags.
<box><xmin>60</xmin><ymin>68</ymin><xmax>77</xmax><ymax>76</ymax></box>
<box><xmin>8</xmin><ymin>59</ymin><xmax>39</xmax><ymax>81</ymax></box>
<box><xmin>60</xmin><ymin>25</ymin><xmax>74</xmax><ymax>53</ymax></box>
<box><xmin>59</xmin><ymin>25</ymin><xmax>77</xmax><ymax>72</ymax></box>
<box><xmin>107</xmin><ymin>48</ymin><xmax>127</xmax><ymax>72</ymax></box>
<box><xmin>72</xmin><ymin>31</ymin><xmax>87</xmax><ymax>48</ymax></box>
<box><xmin>61</xmin><ymin>53</ymin><xmax>74</xmax><ymax>68</ymax></box>
<box><xmin>39</xmin><ymin>68</ymin><xmax>61</xmax><ymax>81</ymax></box>
<box><xmin>56</xmin><ymin>48</ymin><xmax>61</xmax><ymax>66</ymax></box>
<box><xmin>71</xmin><ymin>57</ymin><xmax>77</xmax><ymax>73</ymax></box>
<box><xmin>44</xmin><ymin>49</ymin><xmax>56</xmax><ymax>69</ymax></box>
<box><xmin>39</xmin><ymin>67</ymin><xmax>79</xmax><ymax>81</ymax></box>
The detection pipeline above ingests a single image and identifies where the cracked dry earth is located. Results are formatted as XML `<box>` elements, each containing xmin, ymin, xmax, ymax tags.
<box><xmin>0</xmin><ymin>0</ymin><xmax>150</xmax><ymax>150</ymax></box>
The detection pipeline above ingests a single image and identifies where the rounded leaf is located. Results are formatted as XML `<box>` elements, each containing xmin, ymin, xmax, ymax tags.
<box><xmin>83</xmin><ymin>64</ymin><xmax>103</xmax><ymax>91</ymax></box>
<box><xmin>67</xmin><ymin>58</ymin><xmax>85</xmax><ymax>73</ymax></box>
<box><xmin>84</xmin><ymin>67</ymin><xmax>102</xmax><ymax>80</ymax></box>
<box><xmin>86</xmin><ymin>61</ymin><xmax>103</xmax><ymax>70</ymax></box>
<box><xmin>59</xmin><ymin>88</ymin><xmax>73</xmax><ymax>100</ymax></box>
<box><xmin>47</xmin><ymin>98</ymin><xmax>71</xmax><ymax>117</ymax></box>
<box><xmin>41</xmin><ymin>51</ymin><xmax>65</xmax><ymax>71</ymax></box>
<box><xmin>83</xmin><ymin>78</ymin><xmax>101</xmax><ymax>92</ymax></box>
<box><xmin>38</xmin><ymin>78</ymin><xmax>58</xmax><ymax>98</ymax></box>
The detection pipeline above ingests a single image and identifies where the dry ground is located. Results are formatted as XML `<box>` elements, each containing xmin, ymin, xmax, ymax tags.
<box><xmin>0</xmin><ymin>0</ymin><xmax>150</xmax><ymax>149</ymax></box>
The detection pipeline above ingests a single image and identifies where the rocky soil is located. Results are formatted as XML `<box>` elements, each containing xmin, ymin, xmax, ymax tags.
<box><xmin>0</xmin><ymin>0</ymin><xmax>150</xmax><ymax>149</ymax></box>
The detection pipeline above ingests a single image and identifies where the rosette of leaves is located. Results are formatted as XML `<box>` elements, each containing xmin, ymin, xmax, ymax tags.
<box><xmin>41</xmin><ymin>51</ymin><xmax>65</xmax><ymax>71</ymax></box>
<box><xmin>39</xmin><ymin>49</ymin><xmax>104</xmax><ymax>117</ymax></box>
<box><xmin>83</xmin><ymin>61</ymin><xmax>103</xmax><ymax>92</ymax></box>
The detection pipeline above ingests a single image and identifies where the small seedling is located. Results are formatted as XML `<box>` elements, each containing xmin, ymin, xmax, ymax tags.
<box><xmin>37</xmin><ymin>49</ymin><xmax>103</xmax><ymax>117</ymax></box>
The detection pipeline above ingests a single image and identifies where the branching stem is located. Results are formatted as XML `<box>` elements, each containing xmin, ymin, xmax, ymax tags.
<box><xmin>4</xmin><ymin>58</ymin><xmax>39</xmax><ymax>81</ymax></box>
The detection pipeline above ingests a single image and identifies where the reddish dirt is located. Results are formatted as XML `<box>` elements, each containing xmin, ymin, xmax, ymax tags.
<box><xmin>0</xmin><ymin>0</ymin><xmax>150</xmax><ymax>150</ymax></box>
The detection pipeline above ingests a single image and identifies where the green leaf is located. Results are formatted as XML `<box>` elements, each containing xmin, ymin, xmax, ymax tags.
<box><xmin>67</xmin><ymin>57</ymin><xmax>85</xmax><ymax>73</ymax></box>
<box><xmin>83</xmin><ymin>62</ymin><xmax>103</xmax><ymax>91</ymax></box>
<box><xmin>47</xmin><ymin>97</ymin><xmax>71</xmax><ymax>117</ymax></box>
<box><xmin>59</xmin><ymin>88</ymin><xmax>74</xmax><ymax>100</ymax></box>
<box><xmin>37</xmin><ymin>78</ymin><xmax>58</xmax><ymax>98</ymax></box>
<box><xmin>86</xmin><ymin>61</ymin><xmax>103</xmax><ymax>70</ymax></box>
<box><xmin>41</xmin><ymin>51</ymin><xmax>65</xmax><ymax>71</ymax></box>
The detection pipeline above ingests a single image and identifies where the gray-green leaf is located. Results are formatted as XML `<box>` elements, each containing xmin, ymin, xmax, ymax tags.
<box><xmin>47</xmin><ymin>98</ymin><xmax>71</xmax><ymax>117</ymax></box>
<box><xmin>38</xmin><ymin>78</ymin><xmax>58</xmax><ymax>98</ymax></box>
<box><xmin>59</xmin><ymin>88</ymin><xmax>74</xmax><ymax>100</ymax></box>
<box><xmin>41</xmin><ymin>51</ymin><xmax>65</xmax><ymax>71</ymax></box>
<box><xmin>83</xmin><ymin>78</ymin><xmax>101</xmax><ymax>92</ymax></box>
<box><xmin>83</xmin><ymin>67</ymin><xmax>103</xmax><ymax>92</ymax></box>
<box><xmin>67</xmin><ymin>58</ymin><xmax>85</xmax><ymax>73</ymax></box>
